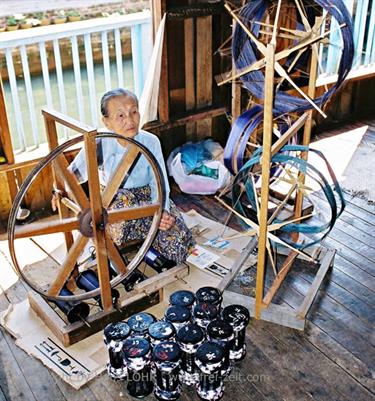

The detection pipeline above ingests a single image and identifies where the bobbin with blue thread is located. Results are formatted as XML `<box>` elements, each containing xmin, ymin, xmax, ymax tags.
<box><xmin>207</xmin><ymin>319</ymin><xmax>234</xmax><ymax>377</ymax></box>
<box><xmin>195</xmin><ymin>287</ymin><xmax>223</xmax><ymax>310</ymax></box>
<box><xmin>103</xmin><ymin>322</ymin><xmax>131</xmax><ymax>380</ymax></box>
<box><xmin>193</xmin><ymin>303</ymin><xmax>219</xmax><ymax>330</ymax></box>
<box><xmin>169</xmin><ymin>290</ymin><xmax>196</xmax><ymax>310</ymax></box>
<box><xmin>222</xmin><ymin>305</ymin><xmax>250</xmax><ymax>361</ymax></box>
<box><xmin>76</xmin><ymin>270</ymin><xmax>120</xmax><ymax>308</ymax></box>
<box><xmin>148</xmin><ymin>320</ymin><xmax>176</xmax><ymax>347</ymax></box>
<box><xmin>164</xmin><ymin>305</ymin><xmax>191</xmax><ymax>332</ymax></box>
<box><xmin>176</xmin><ymin>323</ymin><xmax>205</xmax><ymax>386</ymax></box>
<box><xmin>127</xmin><ymin>312</ymin><xmax>156</xmax><ymax>338</ymax></box>
<box><xmin>195</xmin><ymin>341</ymin><xmax>226</xmax><ymax>401</ymax></box>
<box><xmin>153</xmin><ymin>341</ymin><xmax>182</xmax><ymax>401</ymax></box>
<box><xmin>123</xmin><ymin>336</ymin><xmax>153</xmax><ymax>398</ymax></box>
<box><xmin>54</xmin><ymin>286</ymin><xmax>90</xmax><ymax>323</ymax></box>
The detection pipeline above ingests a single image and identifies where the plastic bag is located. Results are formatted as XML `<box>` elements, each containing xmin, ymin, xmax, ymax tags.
<box><xmin>167</xmin><ymin>140</ymin><xmax>231</xmax><ymax>195</ymax></box>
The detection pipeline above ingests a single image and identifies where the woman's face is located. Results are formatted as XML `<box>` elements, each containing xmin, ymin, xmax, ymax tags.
<box><xmin>102</xmin><ymin>95</ymin><xmax>140</xmax><ymax>138</ymax></box>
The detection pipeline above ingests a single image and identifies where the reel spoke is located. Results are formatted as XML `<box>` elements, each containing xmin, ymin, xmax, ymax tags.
<box><xmin>102</xmin><ymin>144</ymin><xmax>140</xmax><ymax>208</ymax></box>
<box><xmin>14</xmin><ymin>216</ymin><xmax>79</xmax><ymax>238</ymax></box>
<box><xmin>105</xmin><ymin>235</ymin><xmax>128</xmax><ymax>274</ymax></box>
<box><xmin>53</xmin><ymin>155</ymin><xmax>89</xmax><ymax>210</ymax></box>
<box><xmin>107</xmin><ymin>203</ymin><xmax>161</xmax><ymax>224</ymax></box>
<box><xmin>47</xmin><ymin>234</ymin><xmax>89</xmax><ymax>296</ymax></box>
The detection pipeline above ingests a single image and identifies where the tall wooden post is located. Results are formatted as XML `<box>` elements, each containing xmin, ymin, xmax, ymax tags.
<box><xmin>294</xmin><ymin>18</ymin><xmax>320</xmax><ymax>218</ymax></box>
<box><xmin>255</xmin><ymin>42</ymin><xmax>275</xmax><ymax>319</ymax></box>
<box><xmin>151</xmin><ymin>0</ymin><xmax>169</xmax><ymax>123</ymax></box>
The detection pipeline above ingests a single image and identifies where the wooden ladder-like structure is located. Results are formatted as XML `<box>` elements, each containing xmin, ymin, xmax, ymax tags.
<box><xmin>218</xmin><ymin>2</ymin><xmax>336</xmax><ymax>330</ymax></box>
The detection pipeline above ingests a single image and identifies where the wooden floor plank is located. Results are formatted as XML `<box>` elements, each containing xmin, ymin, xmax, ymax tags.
<box><xmin>332</xmin><ymin>254</ymin><xmax>375</xmax><ymax>292</ymax></box>
<box><xmin>327</xmin><ymin>266</ymin><xmax>375</xmax><ymax>306</ymax></box>
<box><xmin>291</xmin><ymin>261</ymin><xmax>375</xmax><ymax>322</ymax></box>
<box><xmin>241</xmin><ymin>338</ymin><xmax>315</xmax><ymax>401</ymax></box>
<box><xmin>248</xmin><ymin>321</ymin><xmax>374</xmax><ymax>401</ymax></box>
<box><xmin>0</xmin><ymin>387</ymin><xmax>6</xmax><ymax>401</ymax></box>
<box><xmin>50</xmin><ymin>376</ymin><xmax>98</xmax><ymax>401</ymax></box>
<box><xmin>323</xmin><ymin>236</ymin><xmax>375</xmax><ymax>277</ymax></box>
<box><xmin>288</xmin><ymin>271</ymin><xmax>375</xmax><ymax>345</ymax></box>
<box><xmin>274</xmin><ymin>274</ymin><xmax>375</xmax><ymax>368</ymax></box>
<box><xmin>342</xmin><ymin>191</ymin><xmax>375</xmax><ymax>215</ymax></box>
<box><xmin>304</xmin><ymin>321</ymin><xmax>375</xmax><ymax>394</ymax></box>
<box><xmin>328</xmin><ymin>226</ymin><xmax>375</xmax><ymax>264</ymax></box>
<box><xmin>2</xmin><ymin>329</ymin><xmax>67</xmax><ymax>401</ymax></box>
<box><xmin>0</xmin><ymin>329</ymin><xmax>38</xmax><ymax>401</ymax></box>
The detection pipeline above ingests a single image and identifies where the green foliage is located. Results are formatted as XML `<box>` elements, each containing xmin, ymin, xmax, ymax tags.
<box><xmin>66</xmin><ymin>10</ymin><xmax>80</xmax><ymax>17</ymax></box>
<box><xmin>6</xmin><ymin>16</ymin><xmax>18</xmax><ymax>26</ymax></box>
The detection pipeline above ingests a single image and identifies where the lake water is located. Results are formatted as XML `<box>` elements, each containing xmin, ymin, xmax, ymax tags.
<box><xmin>3</xmin><ymin>58</ymin><xmax>134</xmax><ymax>152</ymax></box>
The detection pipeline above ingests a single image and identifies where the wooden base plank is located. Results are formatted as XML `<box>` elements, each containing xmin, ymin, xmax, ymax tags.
<box><xmin>223</xmin><ymin>290</ymin><xmax>305</xmax><ymax>331</ymax></box>
<box><xmin>297</xmin><ymin>249</ymin><xmax>335</xmax><ymax>318</ymax></box>
<box><xmin>28</xmin><ymin>264</ymin><xmax>188</xmax><ymax>347</ymax></box>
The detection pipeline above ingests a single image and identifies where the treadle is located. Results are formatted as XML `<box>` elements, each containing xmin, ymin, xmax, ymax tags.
<box><xmin>28</xmin><ymin>264</ymin><xmax>189</xmax><ymax>346</ymax></box>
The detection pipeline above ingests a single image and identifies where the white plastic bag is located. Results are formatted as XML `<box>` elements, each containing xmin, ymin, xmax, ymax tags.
<box><xmin>169</xmin><ymin>152</ymin><xmax>231</xmax><ymax>195</ymax></box>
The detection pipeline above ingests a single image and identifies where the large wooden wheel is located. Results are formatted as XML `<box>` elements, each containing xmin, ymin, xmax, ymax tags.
<box><xmin>8</xmin><ymin>110</ymin><xmax>165</xmax><ymax>311</ymax></box>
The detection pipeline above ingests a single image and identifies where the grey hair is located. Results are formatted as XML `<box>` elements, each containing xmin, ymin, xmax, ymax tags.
<box><xmin>100</xmin><ymin>88</ymin><xmax>138</xmax><ymax>117</ymax></box>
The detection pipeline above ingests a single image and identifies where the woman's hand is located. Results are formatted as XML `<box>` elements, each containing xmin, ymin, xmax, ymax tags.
<box><xmin>159</xmin><ymin>210</ymin><xmax>175</xmax><ymax>231</ymax></box>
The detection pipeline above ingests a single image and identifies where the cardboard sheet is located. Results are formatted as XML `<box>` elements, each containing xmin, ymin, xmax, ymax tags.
<box><xmin>0</xmin><ymin>301</ymin><xmax>107</xmax><ymax>389</ymax></box>
<box><xmin>0</xmin><ymin>210</ymin><xmax>255</xmax><ymax>389</ymax></box>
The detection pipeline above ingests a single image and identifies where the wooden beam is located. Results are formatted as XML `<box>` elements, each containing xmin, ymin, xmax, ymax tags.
<box><xmin>14</xmin><ymin>216</ymin><xmax>79</xmax><ymax>239</ymax></box>
<box><xmin>107</xmin><ymin>204</ymin><xmax>161</xmax><ymax>223</ymax></box>
<box><xmin>42</xmin><ymin>108</ymin><xmax>95</xmax><ymax>134</ymax></box>
<box><xmin>196</xmin><ymin>15</ymin><xmax>213</xmax><ymax>139</ymax></box>
<box><xmin>44</xmin><ymin>113</ymin><xmax>74</xmax><ymax>250</ymax></box>
<box><xmin>151</xmin><ymin>0</ymin><xmax>169</xmax><ymax>122</ymax></box>
<box><xmin>297</xmin><ymin>249</ymin><xmax>335</xmax><ymax>319</ymax></box>
<box><xmin>84</xmin><ymin>130</ymin><xmax>112</xmax><ymax>312</ymax></box>
<box><xmin>217</xmin><ymin>237</ymin><xmax>258</xmax><ymax>292</ymax></box>
<box><xmin>144</xmin><ymin>106</ymin><xmax>226</xmax><ymax>133</ymax></box>
<box><xmin>255</xmin><ymin>43</ymin><xmax>275</xmax><ymax>319</ymax></box>
<box><xmin>0</xmin><ymin>76</ymin><xmax>15</xmax><ymax>165</ymax></box>
<box><xmin>102</xmin><ymin>144</ymin><xmax>140</xmax><ymax>208</ymax></box>
<box><xmin>184</xmin><ymin>0</ymin><xmax>196</xmax><ymax>141</ymax></box>
<box><xmin>47</xmin><ymin>235</ymin><xmax>89</xmax><ymax>297</ymax></box>
<box><xmin>270</xmin><ymin>112</ymin><xmax>309</xmax><ymax>156</ymax></box>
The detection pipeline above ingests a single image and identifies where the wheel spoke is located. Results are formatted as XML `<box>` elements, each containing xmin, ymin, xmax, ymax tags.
<box><xmin>105</xmin><ymin>234</ymin><xmax>128</xmax><ymax>274</ymax></box>
<box><xmin>53</xmin><ymin>155</ymin><xmax>90</xmax><ymax>209</ymax></box>
<box><xmin>14</xmin><ymin>216</ymin><xmax>79</xmax><ymax>239</ymax></box>
<box><xmin>47</xmin><ymin>234</ymin><xmax>89</xmax><ymax>296</ymax></box>
<box><xmin>102</xmin><ymin>144</ymin><xmax>140</xmax><ymax>208</ymax></box>
<box><xmin>107</xmin><ymin>203</ymin><xmax>161</xmax><ymax>224</ymax></box>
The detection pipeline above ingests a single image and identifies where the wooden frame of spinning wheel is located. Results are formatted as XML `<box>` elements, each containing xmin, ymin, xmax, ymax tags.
<box><xmin>217</xmin><ymin>1</ymin><xmax>337</xmax><ymax>330</ymax></box>
<box><xmin>13</xmin><ymin>108</ymin><xmax>188</xmax><ymax>346</ymax></box>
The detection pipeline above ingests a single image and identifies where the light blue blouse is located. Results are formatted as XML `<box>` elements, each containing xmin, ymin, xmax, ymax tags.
<box><xmin>68</xmin><ymin>130</ymin><xmax>171</xmax><ymax>211</ymax></box>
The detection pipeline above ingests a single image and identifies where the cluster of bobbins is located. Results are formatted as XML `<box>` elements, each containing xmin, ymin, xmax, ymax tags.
<box><xmin>103</xmin><ymin>286</ymin><xmax>250</xmax><ymax>401</ymax></box>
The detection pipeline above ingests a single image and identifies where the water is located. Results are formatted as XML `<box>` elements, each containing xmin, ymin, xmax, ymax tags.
<box><xmin>3</xmin><ymin>59</ymin><xmax>134</xmax><ymax>152</ymax></box>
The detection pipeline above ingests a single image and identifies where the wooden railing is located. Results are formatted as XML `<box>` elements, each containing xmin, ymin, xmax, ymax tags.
<box><xmin>0</xmin><ymin>11</ymin><xmax>152</xmax><ymax>153</ymax></box>
<box><xmin>317</xmin><ymin>0</ymin><xmax>375</xmax><ymax>85</ymax></box>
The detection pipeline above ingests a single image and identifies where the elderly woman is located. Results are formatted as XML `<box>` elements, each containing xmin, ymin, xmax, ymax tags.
<box><xmin>69</xmin><ymin>88</ymin><xmax>195</xmax><ymax>264</ymax></box>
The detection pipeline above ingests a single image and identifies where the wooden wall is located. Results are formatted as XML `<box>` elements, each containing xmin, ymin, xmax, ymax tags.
<box><xmin>147</xmin><ymin>0</ymin><xmax>233</xmax><ymax>155</ymax></box>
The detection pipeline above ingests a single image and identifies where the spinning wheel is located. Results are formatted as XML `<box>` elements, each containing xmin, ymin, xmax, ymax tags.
<box><xmin>8</xmin><ymin>109</ymin><xmax>165</xmax><ymax>313</ymax></box>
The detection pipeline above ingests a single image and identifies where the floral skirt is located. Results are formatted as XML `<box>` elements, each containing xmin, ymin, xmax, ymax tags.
<box><xmin>107</xmin><ymin>185</ymin><xmax>195</xmax><ymax>264</ymax></box>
